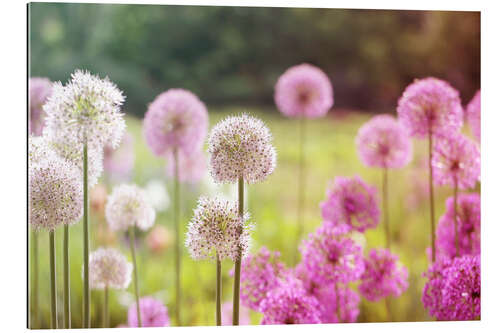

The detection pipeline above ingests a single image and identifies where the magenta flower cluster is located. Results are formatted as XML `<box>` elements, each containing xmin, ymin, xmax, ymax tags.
<box><xmin>466</xmin><ymin>90</ymin><xmax>480</xmax><ymax>142</ymax></box>
<box><xmin>29</xmin><ymin>77</ymin><xmax>53</xmax><ymax>136</ymax></box>
<box><xmin>128</xmin><ymin>296</ymin><xmax>170</xmax><ymax>327</ymax></box>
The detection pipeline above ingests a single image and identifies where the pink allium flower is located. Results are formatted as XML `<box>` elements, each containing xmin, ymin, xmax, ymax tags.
<box><xmin>221</xmin><ymin>301</ymin><xmax>251</xmax><ymax>325</ymax></box>
<box><xmin>185</xmin><ymin>196</ymin><xmax>251</xmax><ymax>262</ymax></box>
<box><xmin>128</xmin><ymin>297</ymin><xmax>170</xmax><ymax>327</ymax></box>
<box><xmin>146</xmin><ymin>225</ymin><xmax>173</xmax><ymax>254</ymax></box>
<box><xmin>299</xmin><ymin>225</ymin><xmax>364</xmax><ymax>284</ymax></box>
<box><xmin>259</xmin><ymin>275</ymin><xmax>322</xmax><ymax>325</ymax></box>
<box><xmin>355</xmin><ymin>114</ymin><xmax>412</xmax><ymax>169</ymax></box>
<box><xmin>143</xmin><ymin>89</ymin><xmax>208</xmax><ymax>156</ymax></box>
<box><xmin>104</xmin><ymin>132</ymin><xmax>135</xmax><ymax>180</ymax></box>
<box><xmin>89</xmin><ymin>247</ymin><xmax>132</xmax><ymax>290</ymax></box>
<box><xmin>239</xmin><ymin>246</ymin><xmax>286</xmax><ymax>311</ymax></box>
<box><xmin>422</xmin><ymin>258</ymin><xmax>451</xmax><ymax>320</ymax></box>
<box><xmin>208</xmin><ymin>114</ymin><xmax>276</xmax><ymax>184</ymax></box>
<box><xmin>320</xmin><ymin>176</ymin><xmax>380</xmax><ymax>232</ymax></box>
<box><xmin>29</xmin><ymin>77</ymin><xmax>52</xmax><ymax>136</ymax></box>
<box><xmin>358</xmin><ymin>248</ymin><xmax>409</xmax><ymax>302</ymax></box>
<box><xmin>397</xmin><ymin>77</ymin><xmax>463</xmax><ymax>139</ymax></box>
<box><xmin>165</xmin><ymin>148</ymin><xmax>206</xmax><ymax>184</ymax></box>
<box><xmin>274</xmin><ymin>63</ymin><xmax>334</xmax><ymax>118</ymax></box>
<box><xmin>436</xmin><ymin>193</ymin><xmax>480</xmax><ymax>260</ymax></box>
<box><xmin>432</xmin><ymin>132</ymin><xmax>480</xmax><ymax>189</ymax></box>
<box><xmin>466</xmin><ymin>90</ymin><xmax>480</xmax><ymax>142</ymax></box>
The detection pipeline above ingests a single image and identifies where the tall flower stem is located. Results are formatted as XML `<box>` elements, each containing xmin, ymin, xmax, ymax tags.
<box><xmin>129</xmin><ymin>226</ymin><xmax>142</xmax><ymax>327</ymax></box>
<box><xmin>216</xmin><ymin>253</ymin><xmax>222</xmax><ymax>326</ymax></box>
<box><xmin>173</xmin><ymin>148</ymin><xmax>181</xmax><ymax>325</ymax></box>
<box><xmin>103</xmin><ymin>286</ymin><xmax>109</xmax><ymax>328</ymax></box>
<box><xmin>83</xmin><ymin>143</ymin><xmax>90</xmax><ymax>327</ymax></box>
<box><xmin>30</xmin><ymin>231</ymin><xmax>39</xmax><ymax>328</ymax></box>
<box><xmin>335</xmin><ymin>283</ymin><xmax>341</xmax><ymax>323</ymax></box>
<box><xmin>382</xmin><ymin>166</ymin><xmax>390</xmax><ymax>249</ymax></box>
<box><xmin>428</xmin><ymin>132</ymin><xmax>436</xmax><ymax>262</ymax></box>
<box><xmin>453</xmin><ymin>179</ymin><xmax>460</xmax><ymax>257</ymax></box>
<box><xmin>295</xmin><ymin>116</ymin><xmax>306</xmax><ymax>263</ymax></box>
<box><xmin>232</xmin><ymin>177</ymin><xmax>244</xmax><ymax>325</ymax></box>
<box><xmin>63</xmin><ymin>225</ymin><xmax>71</xmax><ymax>328</ymax></box>
<box><xmin>49</xmin><ymin>230</ymin><xmax>58</xmax><ymax>329</ymax></box>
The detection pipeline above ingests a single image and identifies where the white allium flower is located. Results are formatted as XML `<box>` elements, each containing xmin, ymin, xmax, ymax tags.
<box><xmin>208</xmin><ymin>114</ymin><xmax>277</xmax><ymax>184</ymax></box>
<box><xmin>29</xmin><ymin>135</ymin><xmax>59</xmax><ymax>166</ymax></box>
<box><xmin>89</xmin><ymin>247</ymin><xmax>133</xmax><ymax>290</ymax></box>
<box><xmin>144</xmin><ymin>179</ymin><xmax>170</xmax><ymax>212</ymax></box>
<box><xmin>43</xmin><ymin>69</ymin><xmax>126</xmax><ymax>151</ymax></box>
<box><xmin>185</xmin><ymin>196</ymin><xmax>252</xmax><ymax>262</ymax></box>
<box><xmin>105</xmin><ymin>184</ymin><xmax>156</xmax><ymax>232</ymax></box>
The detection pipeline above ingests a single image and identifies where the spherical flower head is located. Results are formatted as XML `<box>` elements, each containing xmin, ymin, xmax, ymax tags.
<box><xmin>239</xmin><ymin>246</ymin><xmax>286</xmax><ymax>311</ymax></box>
<box><xmin>128</xmin><ymin>297</ymin><xmax>170</xmax><ymax>327</ymax></box>
<box><xmin>105</xmin><ymin>184</ymin><xmax>156</xmax><ymax>232</ymax></box>
<box><xmin>29</xmin><ymin>135</ymin><xmax>59</xmax><ymax>166</ymax></box>
<box><xmin>104</xmin><ymin>132</ymin><xmax>135</xmax><ymax>180</ymax></box>
<box><xmin>320</xmin><ymin>176</ymin><xmax>380</xmax><ymax>232</ymax></box>
<box><xmin>397</xmin><ymin>77</ymin><xmax>463</xmax><ymax>139</ymax></box>
<box><xmin>221</xmin><ymin>301</ymin><xmax>251</xmax><ymax>325</ymax></box>
<box><xmin>259</xmin><ymin>275</ymin><xmax>322</xmax><ymax>325</ymax></box>
<box><xmin>29</xmin><ymin>77</ymin><xmax>52</xmax><ymax>136</ymax></box>
<box><xmin>274</xmin><ymin>63</ymin><xmax>334</xmax><ymax>118</ymax></box>
<box><xmin>88</xmin><ymin>247</ymin><xmax>132</xmax><ymax>290</ymax></box>
<box><xmin>422</xmin><ymin>258</ymin><xmax>452</xmax><ymax>320</ymax></box>
<box><xmin>185</xmin><ymin>196</ymin><xmax>251</xmax><ymax>262</ymax></box>
<box><xmin>43</xmin><ymin>69</ymin><xmax>126</xmax><ymax>151</ymax></box>
<box><xmin>143</xmin><ymin>88</ymin><xmax>208</xmax><ymax>156</ymax></box>
<box><xmin>466</xmin><ymin>90</ymin><xmax>480</xmax><ymax>142</ymax></box>
<box><xmin>165</xmin><ymin>148</ymin><xmax>206</xmax><ymax>184</ymax></box>
<box><xmin>432</xmin><ymin>132</ymin><xmax>480</xmax><ymax>190</ymax></box>
<box><xmin>29</xmin><ymin>152</ymin><xmax>83</xmax><ymax>232</ymax></box>
<box><xmin>358</xmin><ymin>248</ymin><xmax>409</xmax><ymax>302</ymax></box>
<box><xmin>299</xmin><ymin>224</ymin><xmax>364</xmax><ymax>284</ymax></box>
<box><xmin>355</xmin><ymin>114</ymin><xmax>412</xmax><ymax>169</ymax></box>
<box><xmin>208</xmin><ymin>114</ymin><xmax>277</xmax><ymax>184</ymax></box>
<box><xmin>436</xmin><ymin>193</ymin><xmax>480</xmax><ymax>260</ymax></box>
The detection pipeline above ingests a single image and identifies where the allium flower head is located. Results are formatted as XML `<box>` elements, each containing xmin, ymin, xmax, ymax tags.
<box><xmin>359</xmin><ymin>248</ymin><xmax>409</xmax><ymax>302</ymax></box>
<box><xmin>44</xmin><ymin>69</ymin><xmax>126</xmax><ymax>151</ymax></box>
<box><xmin>208</xmin><ymin>114</ymin><xmax>276</xmax><ymax>184</ymax></box>
<box><xmin>222</xmin><ymin>301</ymin><xmax>251</xmax><ymax>325</ymax></box>
<box><xmin>356</xmin><ymin>114</ymin><xmax>412</xmax><ymax>169</ymax></box>
<box><xmin>320</xmin><ymin>176</ymin><xmax>380</xmax><ymax>232</ymax></box>
<box><xmin>29</xmin><ymin>135</ymin><xmax>58</xmax><ymax>166</ymax></box>
<box><xmin>128</xmin><ymin>297</ymin><xmax>170</xmax><ymax>327</ymax></box>
<box><xmin>105</xmin><ymin>184</ymin><xmax>156</xmax><ymax>232</ymax></box>
<box><xmin>259</xmin><ymin>275</ymin><xmax>322</xmax><ymax>325</ymax></box>
<box><xmin>274</xmin><ymin>63</ymin><xmax>334</xmax><ymax>118</ymax></box>
<box><xmin>397</xmin><ymin>77</ymin><xmax>463</xmax><ymax>138</ymax></box>
<box><xmin>185</xmin><ymin>196</ymin><xmax>251</xmax><ymax>262</ymax></box>
<box><xmin>239</xmin><ymin>246</ymin><xmax>286</xmax><ymax>311</ymax></box>
<box><xmin>89</xmin><ymin>247</ymin><xmax>132</xmax><ymax>290</ymax></box>
<box><xmin>436</xmin><ymin>193</ymin><xmax>480</xmax><ymax>260</ymax></box>
<box><xmin>432</xmin><ymin>132</ymin><xmax>480</xmax><ymax>189</ymax></box>
<box><xmin>29</xmin><ymin>77</ymin><xmax>52</xmax><ymax>136</ymax></box>
<box><xmin>466</xmin><ymin>90</ymin><xmax>480</xmax><ymax>142</ymax></box>
<box><xmin>165</xmin><ymin>148</ymin><xmax>206</xmax><ymax>184</ymax></box>
<box><xmin>104</xmin><ymin>132</ymin><xmax>135</xmax><ymax>180</ymax></box>
<box><xmin>299</xmin><ymin>225</ymin><xmax>364</xmax><ymax>284</ymax></box>
<box><xmin>143</xmin><ymin>89</ymin><xmax>208</xmax><ymax>156</ymax></box>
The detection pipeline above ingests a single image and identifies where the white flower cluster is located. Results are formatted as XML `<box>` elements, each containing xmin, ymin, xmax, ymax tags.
<box><xmin>89</xmin><ymin>247</ymin><xmax>133</xmax><ymax>290</ymax></box>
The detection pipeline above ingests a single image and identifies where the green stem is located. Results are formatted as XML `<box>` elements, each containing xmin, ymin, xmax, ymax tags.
<box><xmin>129</xmin><ymin>227</ymin><xmax>142</xmax><ymax>327</ymax></box>
<box><xmin>103</xmin><ymin>286</ymin><xmax>109</xmax><ymax>328</ymax></box>
<box><xmin>232</xmin><ymin>177</ymin><xmax>244</xmax><ymax>325</ymax></box>
<box><xmin>64</xmin><ymin>224</ymin><xmax>71</xmax><ymax>328</ymax></box>
<box><xmin>173</xmin><ymin>148</ymin><xmax>181</xmax><ymax>326</ymax></box>
<box><xmin>385</xmin><ymin>297</ymin><xmax>392</xmax><ymax>321</ymax></box>
<box><xmin>453</xmin><ymin>179</ymin><xmax>460</xmax><ymax>257</ymax></box>
<box><xmin>83</xmin><ymin>143</ymin><xmax>90</xmax><ymax>327</ymax></box>
<box><xmin>49</xmin><ymin>230</ymin><xmax>57</xmax><ymax>329</ymax></box>
<box><xmin>295</xmin><ymin>116</ymin><xmax>306</xmax><ymax>263</ymax></box>
<box><xmin>31</xmin><ymin>231</ymin><xmax>39</xmax><ymax>328</ymax></box>
<box><xmin>216</xmin><ymin>253</ymin><xmax>222</xmax><ymax>326</ymax></box>
<box><xmin>382</xmin><ymin>167</ymin><xmax>390</xmax><ymax>249</ymax></box>
<box><xmin>428</xmin><ymin>132</ymin><xmax>436</xmax><ymax>262</ymax></box>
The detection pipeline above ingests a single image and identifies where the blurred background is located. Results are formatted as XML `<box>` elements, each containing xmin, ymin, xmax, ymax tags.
<box><xmin>28</xmin><ymin>2</ymin><xmax>480</xmax><ymax>329</ymax></box>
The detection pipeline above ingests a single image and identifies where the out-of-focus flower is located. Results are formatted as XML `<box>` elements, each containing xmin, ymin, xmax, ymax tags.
<box><xmin>104</xmin><ymin>132</ymin><xmax>135</xmax><ymax>181</ymax></box>
<box><xmin>105</xmin><ymin>184</ymin><xmax>156</xmax><ymax>232</ymax></box>
<box><xmin>90</xmin><ymin>183</ymin><xmax>108</xmax><ymax>215</ymax></box>
<box><xmin>89</xmin><ymin>247</ymin><xmax>132</xmax><ymax>290</ymax></box>
<box><xmin>320</xmin><ymin>176</ymin><xmax>380</xmax><ymax>232</ymax></box>
<box><xmin>165</xmin><ymin>148</ymin><xmax>206</xmax><ymax>184</ymax></box>
<box><xmin>274</xmin><ymin>63</ymin><xmax>334</xmax><ymax>118</ymax></box>
<box><xmin>208</xmin><ymin>114</ymin><xmax>276</xmax><ymax>184</ymax></box>
<box><xmin>143</xmin><ymin>88</ymin><xmax>208</xmax><ymax>156</ymax></box>
<box><xmin>146</xmin><ymin>225</ymin><xmax>173</xmax><ymax>254</ymax></box>
<box><xmin>144</xmin><ymin>179</ymin><xmax>170</xmax><ymax>212</ymax></box>
<box><xmin>397</xmin><ymin>77</ymin><xmax>463</xmax><ymax>138</ymax></box>
<box><xmin>185</xmin><ymin>196</ymin><xmax>251</xmax><ymax>262</ymax></box>
<box><xmin>358</xmin><ymin>248</ymin><xmax>408</xmax><ymax>302</ymax></box>
<box><xmin>466</xmin><ymin>90</ymin><xmax>480</xmax><ymax>142</ymax></box>
<box><xmin>436</xmin><ymin>193</ymin><xmax>480</xmax><ymax>260</ymax></box>
<box><xmin>29</xmin><ymin>77</ymin><xmax>52</xmax><ymax>136</ymax></box>
<box><xmin>239</xmin><ymin>246</ymin><xmax>286</xmax><ymax>311</ymax></box>
<box><xmin>128</xmin><ymin>297</ymin><xmax>170</xmax><ymax>327</ymax></box>
<box><xmin>221</xmin><ymin>301</ymin><xmax>251</xmax><ymax>325</ymax></box>
<box><xmin>355</xmin><ymin>114</ymin><xmax>412</xmax><ymax>169</ymax></box>
<box><xmin>432</xmin><ymin>132</ymin><xmax>480</xmax><ymax>189</ymax></box>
